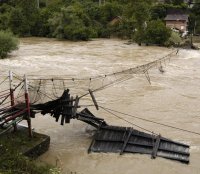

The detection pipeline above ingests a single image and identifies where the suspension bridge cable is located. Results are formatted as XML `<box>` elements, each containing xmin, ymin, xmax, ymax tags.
<box><xmin>79</xmin><ymin>72</ymin><xmax>141</xmax><ymax>99</ymax></box>
<box><xmin>11</xmin><ymin>49</ymin><xmax>178</xmax><ymax>82</ymax></box>
<box><xmin>13</xmin><ymin>74</ymin><xmax>54</xmax><ymax>101</ymax></box>
<box><xmin>100</xmin><ymin>106</ymin><xmax>157</xmax><ymax>135</ymax></box>
<box><xmin>9</xmin><ymin>49</ymin><xmax>178</xmax><ymax>103</ymax></box>
<box><xmin>0</xmin><ymin>76</ymin><xmax>8</xmax><ymax>86</ymax></box>
<box><xmin>78</xmin><ymin>50</ymin><xmax>177</xmax><ymax>99</ymax></box>
<box><xmin>99</xmin><ymin>106</ymin><xmax>200</xmax><ymax>136</ymax></box>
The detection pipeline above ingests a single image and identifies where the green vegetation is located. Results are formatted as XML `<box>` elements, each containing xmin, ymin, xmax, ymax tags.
<box><xmin>0</xmin><ymin>30</ymin><xmax>19</xmax><ymax>59</ymax></box>
<box><xmin>144</xmin><ymin>20</ymin><xmax>171</xmax><ymax>45</ymax></box>
<box><xmin>0</xmin><ymin>130</ymin><xmax>60</xmax><ymax>174</ymax></box>
<box><xmin>0</xmin><ymin>0</ymin><xmax>199</xmax><ymax>44</ymax></box>
<box><xmin>189</xmin><ymin>0</ymin><xmax>200</xmax><ymax>34</ymax></box>
<box><xmin>49</xmin><ymin>3</ymin><xmax>95</xmax><ymax>40</ymax></box>
<box><xmin>166</xmin><ymin>31</ymin><xmax>182</xmax><ymax>46</ymax></box>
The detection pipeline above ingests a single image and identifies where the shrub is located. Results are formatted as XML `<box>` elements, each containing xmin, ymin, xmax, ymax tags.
<box><xmin>164</xmin><ymin>31</ymin><xmax>182</xmax><ymax>46</ymax></box>
<box><xmin>144</xmin><ymin>20</ymin><xmax>171</xmax><ymax>45</ymax></box>
<box><xmin>0</xmin><ymin>30</ymin><xmax>19</xmax><ymax>59</ymax></box>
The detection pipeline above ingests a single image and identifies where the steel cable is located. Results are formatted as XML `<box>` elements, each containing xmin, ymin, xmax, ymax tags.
<box><xmin>99</xmin><ymin>106</ymin><xmax>200</xmax><ymax>136</ymax></box>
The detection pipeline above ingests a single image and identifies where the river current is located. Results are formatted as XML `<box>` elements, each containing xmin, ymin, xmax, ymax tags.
<box><xmin>0</xmin><ymin>38</ymin><xmax>200</xmax><ymax>174</ymax></box>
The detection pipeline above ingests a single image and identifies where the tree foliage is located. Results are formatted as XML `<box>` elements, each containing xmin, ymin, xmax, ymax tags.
<box><xmin>144</xmin><ymin>20</ymin><xmax>171</xmax><ymax>45</ymax></box>
<box><xmin>49</xmin><ymin>3</ymin><xmax>94</xmax><ymax>40</ymax></box>
<box><xmin>165</xmin><ymin>0</ymin><xmax>185</xmax><ymax>5</ymax></box>
<box><xmin>9</xmin><ymin>0</ymin><xmax>39</xmax><ymax>36</ymax></box>
<box><xmin>0</xmin><ymin>30</ymin><xmax>19</xmax><ymax>58</ymax></box>
<box><xmin>190</xmin><ymin>0</ymin><xmax>200</xmax><ymax>34</ymax></box>
<box><xmin>166</xmin><ymin>31</ymin><xmax>182</xmax><ymax>46</ymax></box>
<box><xmin>0</xmin><ymin>0</ymin><xmax>198</xmax><ymax>41</ymax></box>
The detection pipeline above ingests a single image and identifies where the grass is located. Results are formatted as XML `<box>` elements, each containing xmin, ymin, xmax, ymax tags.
<box><xmin>0</xmin><ymin>128</ymin><xmax>60</xmax><ymax>174</ymax></box>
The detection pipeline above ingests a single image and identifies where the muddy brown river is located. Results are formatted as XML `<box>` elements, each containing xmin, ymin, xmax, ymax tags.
<box><xmin>0</xmin><ymin>38</ymin><xmax>200</xmax><ymax>174</ymax></box>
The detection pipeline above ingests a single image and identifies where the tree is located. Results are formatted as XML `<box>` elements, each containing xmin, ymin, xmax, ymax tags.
<box><xmin>0</xmin><ymin>0</ymin><xmax>187</xmax><ymax>41</ymax></box>
<box><xmin>31</xmin><ymin>8</ymin><xmax>52</xmax><ymax>37</ymax></box>
<box><xmin>7</xmin><ymin>0</ymin><xmax>39</xmax><ymax>36</ymax></box>
<box><xmin>18</xmin><ymin>0</ymin><xmax>39</xmax><ymax>35</ymax></box>
<box><xmin>49</xmin><ymin>4</ymin><xmax>95</xmax><ymax>40</ymax></box>
<box><xmin>129</xmin><ymin>0</ymin><xmax>152</xmax><ymax>44</ymax></box>
<box><xmin>173</xmin><ymin>0</ymin><xmax>185</xmax><ymax>5</ymax></box>
<box><xmin>99</xmin><ymin>2</ymin><xmax>122</xmax><ymax>25</ymax></box>
<box><xmin>190</xmin><ymin>0</ymin><xmax>200</xmax><ymax>34</ymax></box>
<box><xmin>0</xmin><ymin>4</ymin><xmax>12</xmax><ymax>30</ymax></box>
<box><xmin>0</xmin><ymin>30</ymin><xmax>19</xmax><ymax>59</ymax></box>
<box><xmin>165</xmin><ymin>0</ymin><xmax>184</xmax><ymax>5</ymax></box>
<box><xmin>9</xmin><ymin>8</ymin><xmax>28</xmax><ymax>35</ymax></box>
<box><xmin>144</xmin><ymin>20</ymin><xmax>171</xmax><ymax>45</ymax></box>
<box><xmin>151</xmin><ymin>4</ymin><xmax>167</xmax><ymax>20</ymax></box>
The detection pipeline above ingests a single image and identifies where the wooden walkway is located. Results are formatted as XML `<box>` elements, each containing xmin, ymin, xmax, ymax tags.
<box><xmin>80</xmin><ymin>109</ymin><xmax>190</xmax><ymax>163</ymax></box>
<box><xmin>88</xmin><ymin>125</ymin><xmax>189</xmax><ymax>163</ymax></box>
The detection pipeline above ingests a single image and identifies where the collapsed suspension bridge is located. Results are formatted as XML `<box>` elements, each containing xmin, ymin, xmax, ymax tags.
<box><xmin>0</xmin><ymin>49</ymin><xmax>195</xmax><ymax>163</ymax></box>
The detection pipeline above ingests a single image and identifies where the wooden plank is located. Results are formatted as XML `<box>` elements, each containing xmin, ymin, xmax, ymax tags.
<box><xmin>161</xmin><ymin>137</ymin><xmax>190</xmax><ymax>148</ymax></box>
<box><xmin>120</xmin><ymin>128</ymin><xmax>133</xmax><ymax>155</ymax></box>
<box><xmin>94</xmin><ymin>140</ymin><xmax>189</xmax><ymax>156</ymax></box>
<box><xmin>88</xmin><ymin>122</ymin><xmax>103</xmax><ymax>153</ymax></box>
<box><xmin>88</xmin><ymin>89</ymin><xmax>99</xmax><ymax>110</ymax></box>
<box><xmin>101</xmin><ymin>126</ymin><xmax>153</xmax><ymax>139</ymax></box>
<box><xmin>91</xmin><ymin>132</ymin><xmax>189</xmax><ymax>156</ymax></box>
<box><xmin>159</xmin><ymin>141</ymin><xmax>189</xmax><ymax>154</ymax></box>
<box><xmin>80</xmin><ymin>108</ymin><xmax>95</xmax><ymax>117</ymax></box>
<box><xmin>78</xmin><ymin>113</ymin><xmax>104</xmax><ymax>121</ymax></box>
<box><xmin>158</xmin><ymin>146</ymin><xmax>190</xmax><ymax>156</ymax></box>
<box><xmin>72</xmin><ymin>96</ymin><xmax>79</xmax><ymax>118</ymax></box>
<box><xmin>61</xmin><ymin>108</ymin><xmax>190</xmax><ymax>163</ymax></box>
<box><xmin>157</xmin><ymin>151</ymin><xmax>189</xmax><ymax>163</ymax></box>
<box><xmin>61</xmin><ymin>93</ymin><xmax>70</xmax><ymax>125</ymax></box>
<box><xmin>69</xmin><ymin>96</ymin><xmax>73</xmax><ymax>117</ymax></box>
<box><xmin>92</xmin><ymin>141</ymin><xmax>123</xmax><ymax>153</ymax></box>
<box><xmin>124</xmin><ymin>145</ymin><xmax>153</xmax><ymax>154</ymax></box>
<box><xmin>152</xmin><ymin>134</ymin><xmax>161</xmax><ymax>159</ymax></box>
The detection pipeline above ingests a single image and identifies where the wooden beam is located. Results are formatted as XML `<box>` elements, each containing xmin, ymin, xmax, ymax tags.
<box><xmin>88</xmin><ymin>89</ymin><xmax>99</xmax><ymax>110</ymax></box>
<box><xmin>120</xmin><ymin>128</ymin><xmax>133</xmax><ymax>155</ymax></box>
<box><xmin>72</xmin><ymin>96</ymin><xmax>79</xmax><ymax>118</ymax></box>
<box><xmin>152</xmin><ymin>134</ymin><xmax>161</xmax><ymax>159</ymax></box>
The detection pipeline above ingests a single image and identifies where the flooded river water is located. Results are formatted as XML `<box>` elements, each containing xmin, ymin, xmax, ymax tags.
<box><xmin>0</xmin><ymin>38</ymin><xmax>200</xmax><ymax>174</ymax></box>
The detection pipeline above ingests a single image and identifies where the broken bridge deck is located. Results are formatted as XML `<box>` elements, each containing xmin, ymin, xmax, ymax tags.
<box><xmin>79</xmin><ymin>109</ymin><xmax>190</xmax><ymax>163</ymax></box>
<box><xmin>88</xmin><ymin>125</ymin><xmax>190</xmax><ymax>163</ymax></box>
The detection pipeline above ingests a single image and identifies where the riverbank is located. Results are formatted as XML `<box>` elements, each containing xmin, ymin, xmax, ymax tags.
<box><xmin>0</xmin><ymin>126</ymin><xmax>60</xmax><ymax>174</ymax></box>
<box><xmin>178</xmin><ymin>36</ymin><xmax>200</xmax><ymax>50</ymax></box>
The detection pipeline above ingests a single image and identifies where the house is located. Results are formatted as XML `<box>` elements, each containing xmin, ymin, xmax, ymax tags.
<box><xmin>109</xmin><ymin>16</ymin><xmax>124</xmax><ymax>26</ymax></box>
<box><xmin>164</xmin><ymin>9</ymin><xmax>189</xmax><ymax>33</ymax></box>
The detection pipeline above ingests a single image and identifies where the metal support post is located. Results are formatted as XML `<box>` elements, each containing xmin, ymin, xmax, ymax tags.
<box><xmin>24</xmin><ymin>75</ymin><xmax>33</xmax><ymax>138</ymax></box>
<box><xmin>9</xmin><ymin>71</ymin><xmax>17</xmax><ymax>131</ymax></box>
